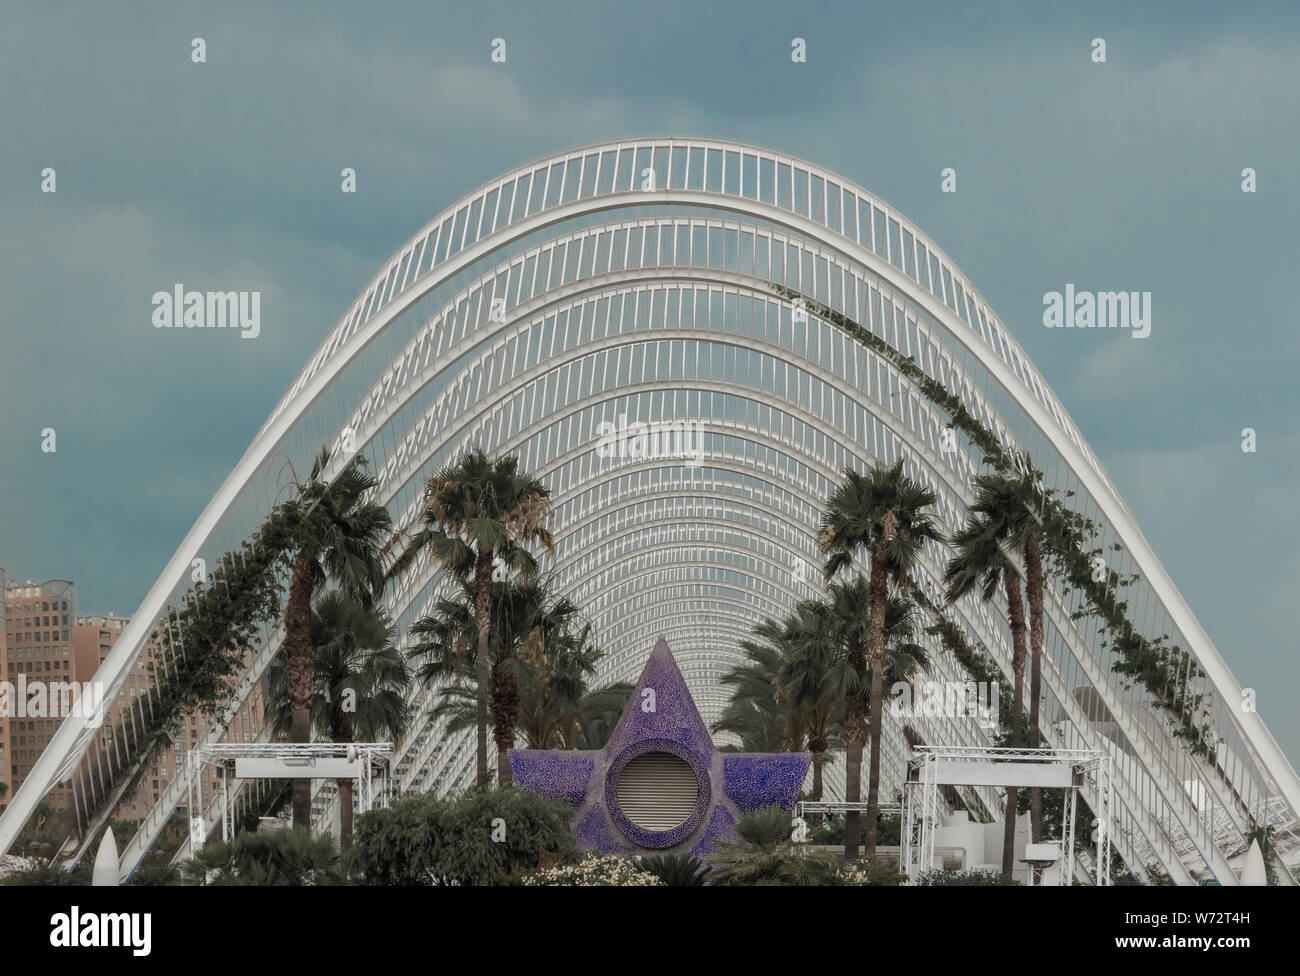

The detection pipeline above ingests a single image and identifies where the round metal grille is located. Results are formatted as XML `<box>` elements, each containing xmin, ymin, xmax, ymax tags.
<box><xmin>615</xmin><ymin>751</ymin><xmax>699</xmax><ymax>831</ymax></box>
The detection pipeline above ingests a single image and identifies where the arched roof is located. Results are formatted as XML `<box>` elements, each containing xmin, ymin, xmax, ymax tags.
<box><xmin>4</xmin><ymin>139</ymin><xmax>1296</xmax><ymax>885</ymax></box>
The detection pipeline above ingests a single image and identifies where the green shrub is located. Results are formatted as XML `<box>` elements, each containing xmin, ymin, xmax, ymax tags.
<box><xmin>835</xmin><ymin>858</ymin><xmax>906</xmax><ymax>886</ymax></box>
<box><xmin>809</xmin><ymin>814</ymin><xmax>845</xmax><ymax>844</ymax></box>
<box><xmin>637</xmin><ymin>852</ymin><xmax>707</xmax><ymax>886</ymax></box>
<box><xmin>1</xmin><ymin>860</ymin><xmax>90</xmax><ymax>886</ymax></box>
<box><xmin>876</xmin><ymin>813</ymin><xmax>901</xmax><ymax>846</ymax></box>
<box><xmin>807</xmin><ymin>813</ymin><xmax>899</xmax><ymax>847</ymax></box>
<box><xmin>735</xmin><ymin>805</ymin><xmax>797</xmax><ymax>847</ymax></box>
<box><xmin>349</xmin><ymin>787</ymin><xmax>577</xmax><ymax>886</ymax></box>
<box><xmin>916</xmin><ymin>868</ymin><xmax>1021</xmax><ymax>886</ymax></box>
<box><xmin>128</xmin><ymin>863</ymin><xmax>180</xmax><ymax>886</ymax></box>
<box><xmin>177</xmin><ymin>828</ymin><xmax>344</xmax><ymax>886</ymax></box>
<box><xmin>707</xmin><ymin>806</ymin><xmax>842</xmax><ymax>886</ymax></box>
<box><xmin>347</xmin><ymin>790</ymin><xmax>448</xmax><ymax>885</ymax></box>
<box><xmin>435</xmin><ymin>787</ymin><xmax>578</xmax><ymax>885</ymax></box>
<box><xmin>523</xmin><ymin>854</ymin><xmax>662</xmax><ymax>886</ymax></box>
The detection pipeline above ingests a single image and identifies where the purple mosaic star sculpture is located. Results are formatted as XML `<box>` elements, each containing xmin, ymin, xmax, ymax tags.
<box><xmin>510</xmin><ymin>638</ymin><xmax>811</xmax><ymax>855</ymax></box>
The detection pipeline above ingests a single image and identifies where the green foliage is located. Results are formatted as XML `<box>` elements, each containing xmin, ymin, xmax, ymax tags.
<box><xmin>128</xmin><ymin>863</ymin><xmax>180</xmax><ymax>886</ymax></box>
<box><xmin>837</xmin><ymin>858</ymin><xmax>907</xmax><ymax>886</ymax></box>
<box><xmin>877</xmin><ymin>813</ymin><xmax>901</xmax><ymax>846</ymax></box>
<box><xmin>1</xmin><ymin>860</ymin><xmax>90</xmax><ymax>886</ymax></box>
<box><xmin>434</xmin><ymin>788</ymin><xmax>576</xmax><ymax>885</ymax></box>
<box><xmin>707</xmin><ymin>843</ymin><xmax>842</xmax><ymax>886</ymax></box>
<box><xmin>637</xmin><ymin>852</ymin><xmax>707</xmax><ymax>885</ymax></box>
<box><xmin>907</xmin><ymin>582</ymin><xmax>1015</xmax><ymax>735</ymax></box>
<box><xmin>574</xmin><ymin>681</ymin><xmax>635</xmax><ymax>749</ymax></box>
<box><xmin>87</xmin><ymin>451</ymin><xmax>396</xmax><ymax>825</ymax></box>
<box><xmin>348</xmin><ymin>787</ymin><xmax>577</xmax><ymax>886</ymax></box>
<box><xmin>11</xmin><ymin>801</ymin><xmax>71</xmax><ymax>861</ymax></box>
<box><xmin>177</xmin><ymin>828</ymin><xmax>344</xmax><ymax>886</ymax></box>
<box><xmin>779</xmin><ymin>288</ymin><xmax>1216</xmax><ymax>757</ymax></box>
<box><xmin>147</xmin><ymin>502</ymin><xmax>301</xmax><ymax>750</ymax></box>
<box><xmin>82</xmin><ymin>500</ymin><xmax>300</xmax><ymax>814</ymax></box>
<box><xmin>809</xmin><ymin>814</ymin><xmax>845</xmax><ymax>844</ymax></box>
<box><xmin>412</xmin><ymin>576</ymin><xmax>628</xmax><ymax>751</ymax></box>
<box><xmin>523</xmin><ymin>854</ymin><xmax>663</xmax><ymax>886</ymax></box>
<box><xmin>714</xmin><ymin>625</ymin><xmax>812</xmax><ymax>753</ymax></box>
<box><xmin>916</xmin><ymin>868</ymin><xmax>1021</xmax><ymax>886</ymax></box>
<box><xmin>265</xmin><ymin>590</ymin><xmax>413</xmax><ymax>742</ymax></box>
<box><xmin>707</xmin><ymin>806</ymin><xmax>844</xmax><ymax>886</ymax></box>
<box><xmin>735</xmin><ymin>805</ymin><xmax>798</xmax><ymax>847</ymax></box>
<box><xmin>1245</xmin><ymin>823</ymin><xmax>1279</xmax><ymax>885</ymax></box>
<box><xmin>804</xmin><ymin>813</ymin><xmax>898</xmax><ymax>847</ymax></box>
<box><xmin>345</xmin><ymin>790</ymin><xmax>446</xmax><ymax>885</ymax></box>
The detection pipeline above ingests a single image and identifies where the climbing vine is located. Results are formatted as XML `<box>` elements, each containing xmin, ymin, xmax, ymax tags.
<box><xmin>778</xmin><ymin>288</ymin><xmax>1216</xmax><ymax>757</ymax></box>
<box><xmin>97</xmin><ymin>499</ymin><xmax>302</xmax><ymax>783</ymax></box>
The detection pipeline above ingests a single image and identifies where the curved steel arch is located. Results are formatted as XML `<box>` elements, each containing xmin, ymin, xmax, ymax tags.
<box><xmin>5</xmin><ymin>139</ymin><xmax>1297</xmax><ymax>886</ymax></box>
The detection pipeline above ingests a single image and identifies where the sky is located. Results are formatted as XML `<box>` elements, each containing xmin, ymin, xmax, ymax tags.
<box><xmin>2</xmin><ymin>1</ymin><xmax>1298</xmax><ymax>760</ymax></box>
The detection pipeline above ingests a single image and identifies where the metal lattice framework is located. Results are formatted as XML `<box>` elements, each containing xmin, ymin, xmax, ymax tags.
<box><xmin>902</xmin><ymin>745</ymin><xmax>1111</xmax><ymax>886</ymax></box>
<box><xmin>4</xmin><ymin>138</ymin><xmax>1298</xmax><ymax>885</ymax></box>
<box><xmin>182</xmin><ymin>743</ymin><xmax>392</xmax><ymax>868</ymax></box>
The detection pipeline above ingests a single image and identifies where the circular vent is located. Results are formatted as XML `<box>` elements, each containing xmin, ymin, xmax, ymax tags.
<box><xmin>615</xmin><ymin>752</ymin><xmax>699</xmax><ymax>831</ymax></box>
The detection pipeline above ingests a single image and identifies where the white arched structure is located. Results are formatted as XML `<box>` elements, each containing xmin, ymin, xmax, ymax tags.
<box><xmin>4</xmin><ymin>139</ymin><xmax>1297</xmax><ymax>884</ymax></box>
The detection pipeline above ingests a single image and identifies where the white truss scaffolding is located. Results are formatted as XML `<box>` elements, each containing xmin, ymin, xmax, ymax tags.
<box><xmin>186</xmin><ymin>742</ymin><xmax>393</xmax><ymax>848</ymax></box>
<box><xmin>902</xmin><ymin>745</ymin><xmax>1111</xmax><ymax>886</ymax></box>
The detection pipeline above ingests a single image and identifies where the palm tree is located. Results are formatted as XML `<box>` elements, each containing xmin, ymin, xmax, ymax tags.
<box><xmin>389</xmin><ymin>450</ymin><xmax>553</xmax><ymax>787</ymax></box>
<box><xmin>408</xmin><ymin>573</ymin><xmax>563</xmax><ymax>780</ymax></box>
<box><xmin>425</xmin><ymin>620</ymin><xmax>632</xmax><ymax>753</ymax></box>
<box><xmin>493</xmin><ymin>576</ymin><xmax>586</xmax><ymax>774</ymax></box>
<box><xmin>267</xmin><ymin>591</ymin><xmax>412</xmax><ymax>846</ymax></box>
<box><xmin>178</xmin><ymin>829</ymin><xmax>343</xmax><ymax>886</ymax></box>
<box><xmin>820</xmin><ymin>459</ymin><xmax>942</xmax><ymax>859</ymax></box>
<box><xmin>573</xmin><ymin>682</ymin><xmax>636</xmax><ymax>749</ymax></box>
<box><xmin>944</xmin><ymin>511</ymin><xmax>1029</xmax><ymax>878</ymax></box>
<box><xmin>725</xmin><ymin>605</ymin><xmax>842</xmax><ymax>798</ymax></box>
<box><xmin>705</xmin><ymin>806</ymin><xmax>843</xmax><ymax>886</ymax></box>
<box><xmin>715</xmin><ymin>622</ymin><xmax>806</xmax><ymax>754</ymax></box>
<box><xmin>512</xmin><ymin>614</ymin><xmax>630</xmax><ymax>750</ymax></box>
<box><xmin>283</xmin><ymin>449</ymin><xmax>391</xmax><ymax>828</ymax></box>
<box><xmin>407</xmin><ymin>578</ymin><xmax>497</xmax><ymax>769</ymax></box>
<box><xmin>429</xmin><ymin>678</ymin><xmax>635</xmax><ymax>751</ymax></box>
<box><xmin>966</xmin><ymin>470</ymin><xmax>1049</xmax><ymax>842</ymax></box>
<box><xmin>789</xmin><ymin>583</ymin><xmax>931</xmax><ymax>811</ymax></box>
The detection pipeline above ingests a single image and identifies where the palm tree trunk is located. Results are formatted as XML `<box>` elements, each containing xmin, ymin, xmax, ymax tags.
<box><xmin>864</xmin><ymin>647</ymin><xmax>886</xmax><ymax>859</ymax></box>
<box><xmin>474</xmin><ymin>549</ymin><xmax>494</xmax><ymax>787</ymax></box>
<box><xmin>810</xmin><ymin>747</ymin><xmax>825</xmax><ymax>802</ymax></box>
<box><xmin>285</xmin><ymin>554</ymin><xmax>315</xmax><ymax>829</ymax></box>
<box><xmin>863</xmin><ymin>533</ymin><xmax>892</xmax><ymax>861</ymax></box>
<box><xmin>333</xmin><ymin>722</ymin><xmax>355</xmax><ymax>848</ymax></box>
<box><xmin>337</xmin><ymin>777</ymin><xmax>353</xmax><ymax>849</ymax></box>
<box><xmin>843</xmin><ymin>691</ymin><xmax>864</xmax><ymax>859</ymax></box>
<box><xmin>492</xmin><ymin>655</ymin><xmax>518</xmax><ymax>787</ymax></box>
<box><xmin>1025</xmin><ymin>539</ymin><xmax>1045</xmax><ymax>843</ymax></box>
<box><xmin>1002</xmin><ymin>562</ymin><xmax>1028</xmax><ymax>878</ymax></box>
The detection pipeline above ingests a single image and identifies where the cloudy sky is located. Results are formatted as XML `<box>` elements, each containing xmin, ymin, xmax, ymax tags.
<box><xmin>2</xmin><ymin>1</ymin><xmax>1298</xmax><ymax>759</ymax></box>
